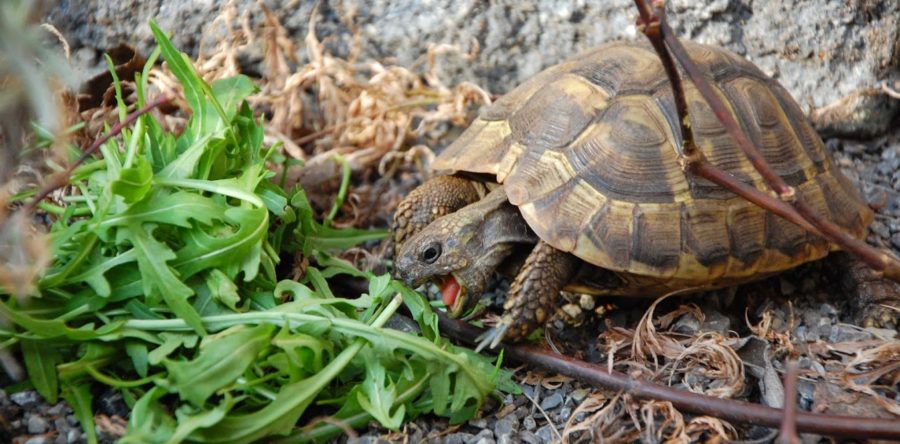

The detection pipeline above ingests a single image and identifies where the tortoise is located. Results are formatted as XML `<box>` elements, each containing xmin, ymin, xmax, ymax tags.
<box><xmin>390</xmin><ymin>39</ymin><xmax>879</xmax><ymax>350</ymax></box>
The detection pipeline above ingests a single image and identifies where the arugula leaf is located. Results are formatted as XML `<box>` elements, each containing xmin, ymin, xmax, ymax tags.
<box><xmin>357</xmin><ymin>358</ymin><xmax>406</xmax><ymax>429</ymax></box>
<box><xmin>111</xmin><ymin>155</ymin><xmax>153</xmax><ymax>203</ymax></box>
<box><xmin>127</xmin><ymin>221</ymin><xmax>205</xmax><ymax>335</ymax></box>
<box><xmin>165</xmin><ymin>324</ymin><xmax>275</xmax><ymax>406</ymax></box>
<box><xmin>62</xmin><ymin>382</ymin><xmax>98</xmax><ymax>444</ymax></box>
<box><xmin>20</xmin><ymin>339</ymin><xmax>60</xmax><ymax>404</ymax></box>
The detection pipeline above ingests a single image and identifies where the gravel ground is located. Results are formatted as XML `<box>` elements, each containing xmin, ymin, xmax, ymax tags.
<box><xmin>4</xmin><ymin>132</ymin><xmax>896</xmax><ymax>443</ymax></box>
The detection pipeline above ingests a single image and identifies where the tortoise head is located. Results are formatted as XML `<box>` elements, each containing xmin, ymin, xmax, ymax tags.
<box><xmin>394</xmin><ymin>187</ymin><xmax>535</xmax><ymax>318</ymax></box>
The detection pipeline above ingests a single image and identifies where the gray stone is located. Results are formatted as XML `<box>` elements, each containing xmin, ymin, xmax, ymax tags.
<box><xmin>45</xmin><ymin>0</ymin><xmax>900</xmax><ymax>139</ymax></box>
<box><xmin>466</xmin><ymin>429</ymin><xmax>493</xmax><ymax>444</ymax></box>
<box><xmin>518</xmin><ymin>431</ymin><xmax>541</xmax><ymax>444</ymax></box>
<box><xmin>539</xmin><ymin>392</ymin><xmax>563</xmax><ymax>411</ymax></box>
<box><xmin>47</xmin><ymin>402</ymin><xmax>68</xmax><ymax>416</ymax></box>
<box><xmin>513</xmin><ymin>406</ymin><xmax>530</xmax><ymax>420</ymax></box>
<box><xmin>494</xmin><ymin>417</ymin><xmax>518</xmax><ymax>438</ymax></box>
<box><xmin>522</xmin><ymin>415</ymin><xmax>536</xmax><ymax>431</ymax></box>
<box><xmin>700</xmin><ymin>310</ymin><xmax>731</xmax><ymax>333</ymax></box>
<box><xmin>27</xmin><ymin>414</ymin><xmax>50</xmax><ymax>434</ymax></box>
<box><xmin>829</xmin><ymin>324</ymin><xmax>873</xmax><ymax>343</ymax></box>
<box><xmin>25</xmin><ymin>438</ymin><xmax>52</xmax><ymax>444</ymax></box>
<box><xmin>496</xmin><ymin>435</ymin><xmax>514</xmax><ymax>444</ymax></box>
<box><xmin>54</xmin><ymin>417</ymin><xmax>69</xmax><ymax>432</ymax></box>
<box><xmin>558</xmin><ymin>406</ymin><xmax>572</xmax><ymax>421</ymax></box>
<box><xmin>11</xmin><ymin>390</ymin><xmax>40</xmax><ymax>407</ymax></box>
<box><xmin>570</xmin><ymin>388</ymin><xmax>590</xmax><ymax>403</ymax></box>
<box><xmin>442</xmin><ymin>434</ymin><xmax>474</xmax><ymax>444</ymax></box>
<box><xmin>66</xmin><ymin>428</ymin><xmax>81</xmax><ymax>443</ymax></box>
<box><xmin>0</xmin><ymin>389</ymin><xmax>8</xmax><ymax>407</ymax></box>
<box><xmin>819</xmin><ymin>303</ymin><xmax>839</xmax><ymax>318</ymax></box>
<box><xmin>536</xmin><ymin>425</ymin><xmax>555</xmax><ymax>443</ymax></box>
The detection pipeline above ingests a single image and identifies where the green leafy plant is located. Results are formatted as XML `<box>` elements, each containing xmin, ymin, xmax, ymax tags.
<box><xmin>0</xmin><ymin>21</ymin><xmax>517</xmax><ymax>444</ymax></box>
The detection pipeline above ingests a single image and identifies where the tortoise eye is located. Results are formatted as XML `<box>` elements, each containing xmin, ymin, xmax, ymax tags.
<box><xmin>421</xmin><ymin>243</ymin><xmax>441</xmax><ymax>264</ymax></box>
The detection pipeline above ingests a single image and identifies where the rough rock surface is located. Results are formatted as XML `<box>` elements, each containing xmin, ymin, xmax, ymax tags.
<box><xmin>46</xmin><ymin>1</ymin><xmax>899</xmax><ymax>136</ymax></box>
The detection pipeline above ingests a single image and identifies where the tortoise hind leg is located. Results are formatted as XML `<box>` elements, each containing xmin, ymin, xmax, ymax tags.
<box><xmin>476</xmin><ymin>240</ymin><xmax>580</xmax><ymax>351</ymax></box>
<box><xmin>837</xmin><ymin>254</ymin><xmax>900</xmax><ymax>330</ymax></box>
<box><xmin>389</xmin><ymin>175</ymin><xmax>484</xmax><ymax>258</ymax></box>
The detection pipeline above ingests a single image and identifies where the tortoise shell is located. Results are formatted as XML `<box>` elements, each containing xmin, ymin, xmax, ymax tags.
<box><xmin>432</xmin><ymin>40</ymin><xmax>873</xmax><ymax>290</ymax></box>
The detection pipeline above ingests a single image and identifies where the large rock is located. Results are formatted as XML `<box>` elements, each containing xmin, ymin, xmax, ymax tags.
<box><xmin>46</xmin><ymin>0</ymin><xmax>899</xmax><ymax>136</ymax></box>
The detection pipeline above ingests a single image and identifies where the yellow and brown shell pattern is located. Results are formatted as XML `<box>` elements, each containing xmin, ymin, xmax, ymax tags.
<box><xmin>432</xmin><ymin>40</ymin><xmax>873</xmax><ymax>293</ymax></box>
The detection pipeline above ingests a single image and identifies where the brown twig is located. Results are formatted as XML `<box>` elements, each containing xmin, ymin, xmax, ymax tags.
<box><xmin>777</xmin><ymin>360</ymin><xmax>800</xmax><ymax>444</ymax></box>
<box><xmin>437</xmin><ymin>312</ymin><xmax>900</xmax><ymax>440</ymax></box>
<box><xmin>633</xmin><ymin>0</ymin><xmax>698</xmax><ymax>163</ymax></box>
<box><xmin>632</xmin><ymin>0</ymin><xmax>900</xmax><ymax>282</ymax></box>
<box><xmin>22</xmin><ymin>95</ymin><xmax>173</xmax><ymax>214</ymax></box>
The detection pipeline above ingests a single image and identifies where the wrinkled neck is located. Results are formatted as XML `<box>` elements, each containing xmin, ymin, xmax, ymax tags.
<box><xmin>455</xmin><ymin>187</ymin><xmax>536</xmax><ymax>293</ymax></box>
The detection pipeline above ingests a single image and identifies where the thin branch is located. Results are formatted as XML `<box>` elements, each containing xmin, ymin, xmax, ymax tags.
<box><xmin>693</xmin><ymin>163</ymin><xmax>819</xmax><ymax>236</ymax></box>
<box><xmin>777</xmin><ymin>360</ymin><xmax>800</xmax><ymax>444</ymax></box>
<box><xmin>22</xmin><ymin>95</ymin><xmax>173</xmax><ymax>214</ymax></box>
<box><xmin>437</xmin><ymin>313</ymin><xmax>900</xmax><ymax>440</ymax></box>
<box><xmin>633</xmin><ymin>0</ymin><xmax>900</xmax><ymax>282</ymax></box>
<box><xmin>633</xmin><ymin>0</ymin><xmax>698</xmax><ymax>162</ymax></box>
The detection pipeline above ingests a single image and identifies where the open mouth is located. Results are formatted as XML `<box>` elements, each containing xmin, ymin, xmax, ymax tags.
<box><xmin>437</xmin><ymin>274</ymin><xmax>467</xmax><ymax>316</ymax></box>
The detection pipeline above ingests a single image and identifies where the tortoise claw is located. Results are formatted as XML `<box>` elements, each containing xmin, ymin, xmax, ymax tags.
<box><xmin>474</xmin><ymin>318</ymin><xmax>512</xmax><ymax>352</ymax></box>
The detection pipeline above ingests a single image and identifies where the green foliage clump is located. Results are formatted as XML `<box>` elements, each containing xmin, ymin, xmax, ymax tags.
<box><xmin>0</xmin><ymin>21</ymin><xmax>517</xmax><ymax>444</ymax></box>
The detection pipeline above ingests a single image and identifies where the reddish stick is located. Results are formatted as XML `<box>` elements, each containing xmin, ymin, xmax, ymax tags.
<box><xmin>633</xmin><ymin>0</ymin><xmax>900</xmax><ymax>282</ymax></box>
<box><xmin>437</xmin><ymin>312</ymin><xmax>900</xmax><ymax>440</ymax></box>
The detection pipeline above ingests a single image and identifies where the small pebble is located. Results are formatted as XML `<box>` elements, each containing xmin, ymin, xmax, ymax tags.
<box><xmin>494</xmin><ymin>417</ymin><xmax>518</xmax><ymax>438</ymax></box>
<box><xmin>539</xmin><ymin>392</ymin><xmax>563</xmax><ymax>411</ymax></box>
<box><xmin>891</xmin><ymin>232</ymin><xmax>900</xmax><ymax>250</ymax></box>
<box><xmin>469</xmin><ymin>418</ymin><xmax>488</xmax><ymax>428</ymax></box>
<box><xmin>536</xmin><ymin>425</ymin><xmax>554</xmax><ymax>442</ymax></box>
<box><xmin>672</xmin><ymin>314</ymin><xmax>700</xmax><ymax>334</ymax></box>
<box><xmin>521</xmin><ymin>384</ymin><xmax>536</xmax><ymax>399</ymax></box>
<box><xmin>522</xmin><ymin>415</ymin><xmax>536</xmax><ymax>431</ymax></box>
<box><xmin>819</xmin><ymin>303</ymin><xmax>838</xmax><ymax>318</ymax></box>
<box><xmin>518</xmin><ymin>431</ymin><xmax>541</xmax><ymax>444</ymax></box>
<box><xmin>0</xmin><ymin>389</ymin><xmax>9</xmax><ymax>407</ymax></box>
<box><xmin>54</xmin><ymin>417</ymin><xmax>69</xmax><ymax>432</ymax></box>
<box><xmin>829</xmin><ymin>324</ymin><xmax>872</xmax><ymax>343</ymax></box>
<box><xmin>66</xmin><ymin>429</ymin><xmax>81</xmax><ymax>444</ymax></box>
<box><xmin>47</xmin><ymin>402</ymin><xmax>67</xmax><ymax>416</ymax></box>
<box><xmin>700</xmin><ymin>310</ymin><xmax>731</xmax><ymax>333</ymax></box>
<box><xmin>11</xmin><ymin>391</ymin><xmax>40</xmax><ymax>408</ymax></box>
<box><xmin>871</xmin><ymin>221</ymin><xmax>890</xmax><ymax>239</ymax></box>
<box><xmin>442</xmin><ymin>433</ymin><xmax>474</xmax><ymax>444</ymax></box>
<box><xmin>513</xmin><ymin>406</ymin><xmax>529</xmax><ymax>420</ymax></box>
<box><xmin>558</xmin><ymin>406</ymin><xmax>572</xmax><ymax>421</ymax></box>
<box><xmin>25</xmin><ymin>437</ymin><xmax>52</xmax><ymax>444</ymax></box>
<box><xmin>27</xmin><ymin>414</ymin><xmax>50</xmax><ymax>434</ymax></box>
<box><xmin>466</xmin><ymin>429</ymin><xmax>493</xmax><ymax>444</ymax></box>
<box><xmin>793</xmin><ymin>325</ymin><xmax>811</xmax><ymax>341</ymax></box>
<box><xmin>570</xmin><ymin>388</ymin><xmax>590</xmax><ymax>403</ymax></box>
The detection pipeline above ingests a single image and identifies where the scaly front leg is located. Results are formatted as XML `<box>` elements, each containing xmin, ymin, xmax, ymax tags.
<box><xmin>389</xmin><ymin>175</ymin><xmax>484</xmax><ymax>259</ymax></box>
<box><xmin>476</xmin><ymin>240</ymin><xmax>579</xmax><ymax>351</ymax></box>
